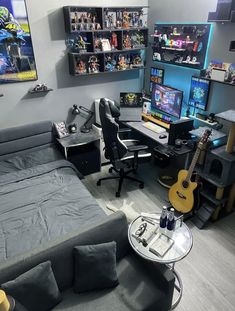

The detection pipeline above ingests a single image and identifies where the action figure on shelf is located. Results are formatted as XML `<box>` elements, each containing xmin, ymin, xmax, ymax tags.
<box><xmin>123</xmin><ymin>34</ymin><xmax>132</xmax><ymax>49</ymax></box>
<box><xmin>108</xmin><ymin>14</ymin><xmax>114</xmax><ymax>28</ymax></box>
<box><xmin>104</xmin><ymin>11</ymin><xmax>109</xmax><ymax>28</ymax></box>
<box><xmin>137</xmin><ymin>10</ymin><xmax>144</xmax><ymax>27</ymax></box>
<box><xmin>132</xmin><ymin>55</ymin><xmax>143</xmax><ymax>67</ymax></box>
<box><xmin>116</xmin><ymin>11</ymin><xmax>122</xmax><ymax>28</ymax></box>
<box><xmin>111</xmin><ymin>32</ymin><xmax>118</xmax><ymax>49</ymax></box>
<box><xmin>76</xmin><ymin>60</ymin><xmax>87</xmax><ymax>74</ymax></box>
<box><xmin>94</xmin><ymin>36</ymin><xmax>101</xmax><ymax>51</ymax></box>
<box><xmin>88</xmin><ymin>55</ymin><xmax>100</xmax><ymax>73</ymax></box>
<box><xmin>122</xmin><ymin>11</ymin><xmax>129</xmax><ymax>28</ymax></box>
<box><xmin>105</xmin><ymin>55</ymin><xmax>116</xmax><ymax>71</ymax></box>
<box><xmin>117</xmin><ymin>55</ymin><xmax>128</xmax><ymax>70</ymax></box>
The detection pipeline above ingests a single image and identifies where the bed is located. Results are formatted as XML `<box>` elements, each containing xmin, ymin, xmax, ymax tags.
<box><xmin>0</xmin><ymin>121</ymin><xmax>106</xmax><ymax>263</ymax></box>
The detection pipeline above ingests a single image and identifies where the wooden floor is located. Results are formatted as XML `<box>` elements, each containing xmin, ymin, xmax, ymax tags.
<box><xmin>83</xmin><ymin>163</ymin><xmax>235</xmax><ymax>311</ymax></box>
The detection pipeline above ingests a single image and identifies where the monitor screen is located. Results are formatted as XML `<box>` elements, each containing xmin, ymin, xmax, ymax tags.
<box><xmin>120</xmin><ymin>92</ymin><xmax>143</xmax><ymax>107</ymax></box>
<box><xmin>151</xmin><ymin>83</ymin><xmax>183</xmax><ymax>119</ymax></box>
<box><xmin>188</xmin><ymin>77</ymin><xmax>210</xmax><ymax>111</ymax></box>
<box><xmin>150</xmin><ymin>67</ymin><xmax>164</xmax><ymax>93</ymax></box>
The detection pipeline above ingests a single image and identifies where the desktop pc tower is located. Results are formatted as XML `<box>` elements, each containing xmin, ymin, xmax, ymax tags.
<box><xmin>168</xmin><ymin>119</ymin><xmax>194</xmax><ymax>145</ymax></box>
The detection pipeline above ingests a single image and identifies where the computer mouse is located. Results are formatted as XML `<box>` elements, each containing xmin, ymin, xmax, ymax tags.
<box><xmin>159</xmin><ymin>134</ymin><xmax>167</xmax><ymax>139</ymax></box>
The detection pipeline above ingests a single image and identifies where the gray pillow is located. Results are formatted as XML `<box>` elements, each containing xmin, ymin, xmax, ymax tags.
<box><xmin>74</xmin><ymin>241</ymin><xmax>119</xmax><ymax>293</ymax></box>
<box><xmin>1</xmin><ymin>261</ymin><xmax>62</xmax><ymax>311</ymax></box>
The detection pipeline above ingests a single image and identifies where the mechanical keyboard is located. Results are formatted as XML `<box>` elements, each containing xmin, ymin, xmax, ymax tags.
<box><xmin>142</xmin><ymin>122</ymin><xmax>166</xmax><ymax>134</ymax></box>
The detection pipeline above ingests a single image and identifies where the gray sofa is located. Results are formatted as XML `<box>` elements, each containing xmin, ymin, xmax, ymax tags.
<box><xmin>0</xmin><ymin>212</ymin><xmax>175</xmax><ymax>311</ymax></box>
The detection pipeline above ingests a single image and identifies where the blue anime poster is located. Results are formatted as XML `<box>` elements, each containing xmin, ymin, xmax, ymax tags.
<box><xmin>0</xmin><ymin>0</ymin><xmax>37</xmax><ymax>83</ymax></box>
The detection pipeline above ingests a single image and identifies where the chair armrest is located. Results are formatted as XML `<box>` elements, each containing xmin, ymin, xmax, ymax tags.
<box><xmin>118</xmin><ymin>128</ymin><xmax>132</xmax><ymax>133</ymax></box>
<box><xmin>127</xmin><ymin>145</ymin><xmax>149</xmax><ymax>152</ymax></box>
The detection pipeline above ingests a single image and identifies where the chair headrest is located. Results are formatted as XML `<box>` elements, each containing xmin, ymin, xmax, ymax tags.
<box><xmin>100</xmin><ymin>98</ymin><xmax>120</xmax><ymax>119</ymax></box>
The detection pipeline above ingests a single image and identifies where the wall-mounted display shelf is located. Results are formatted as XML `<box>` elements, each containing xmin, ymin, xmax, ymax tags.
<box><xmin>189</xmin><ymin>115</ymin><xmax>218</xmax><ymax>126</ymax></box>
<box><xmin>208</xmin><ymin>0</ymin><xmax>235</xmax><ymax>23</ymax></box>
<box><xmin>63</xmin><ymin>6</ymin><xmax>148</xmax><ymax>76</ymax></box>
<box><xmin>230</xmin><ymin>40</ymin><xmax>235</xmax><ymax>51</ymax></box>
<box><xmin>200</xmin><ymin>76</ymin><xmax>235</xmax><ymax>87</ymax></box>
<box><xmin>152</xmin><ymin>23</ymin><xmax>212</xmax><ymax>70</ymax></box>
<box><xmin>28</xmin><ymin>87</ymin><xmax>53</xmax><ymax>94</ymax></box>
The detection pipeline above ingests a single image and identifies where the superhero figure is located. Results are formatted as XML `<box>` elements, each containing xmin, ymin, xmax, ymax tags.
<box><xmin>0</xmin><ymin>6</ymin><xmax>25</xmax><ymax>72</ymax></box>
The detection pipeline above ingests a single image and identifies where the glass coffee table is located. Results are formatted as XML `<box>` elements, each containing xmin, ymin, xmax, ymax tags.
<box><xmin>128</xmin><ymin>215</ymin><xmax>193</xmax><ymax>310</ymax></box>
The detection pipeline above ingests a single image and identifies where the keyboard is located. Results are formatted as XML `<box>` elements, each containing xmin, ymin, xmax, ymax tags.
<box><xmin>142</xmin><ymin>122</ymin><xmax>166</xmax><ymax>134</ymax></box>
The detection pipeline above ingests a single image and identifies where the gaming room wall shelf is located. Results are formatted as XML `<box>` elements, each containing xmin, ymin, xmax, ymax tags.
<box><xmin>208</xmin><ymin>0</ymin><xmax>235</xmax><ymax>23</ymax></box>
<box><xmin>28</xmin><ymin>88</ymin><xmax>53</xmax><ymax>94</ymax></box>
<box><xmin>201</xmin><ymin>76</ymin><xmax>235</xmax><ymax>87</ymax></box>
<box><xmin>63</xmin><ymin>6</ymin><xmax>149</xmax><ymax>76</ymax></box>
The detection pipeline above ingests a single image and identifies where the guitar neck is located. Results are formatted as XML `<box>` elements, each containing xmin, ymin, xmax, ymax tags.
<box><xmin>186</xmin><ymin>147</ymin><xmax>201</xmax><ymax>182</ymax></box>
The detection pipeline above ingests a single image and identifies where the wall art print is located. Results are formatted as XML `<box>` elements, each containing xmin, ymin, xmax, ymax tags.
<box><xmin>0</xmin><ymin>0</ymin><xmax>37</xmax><ymax>83</ymax></box>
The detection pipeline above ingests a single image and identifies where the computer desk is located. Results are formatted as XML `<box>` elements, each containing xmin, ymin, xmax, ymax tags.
<box><xmin>123</xmin><ymin>121</ymin><xmax>193</xmax><ymax>169</ymax></box>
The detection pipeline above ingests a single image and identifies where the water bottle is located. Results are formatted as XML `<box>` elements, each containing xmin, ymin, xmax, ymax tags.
<box><xmin>160</xmin><ymin>206</ymin><xmax>168</xmax><ymax>232</ymax></box>
<box><xmin>167</xmin><ymin>208</ymin><xmax>175</xmax><ymax>234</ymax></box>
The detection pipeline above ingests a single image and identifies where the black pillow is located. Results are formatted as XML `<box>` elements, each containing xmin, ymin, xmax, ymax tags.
<box><xmin>74</xmin><ymin>241</ymin><xmax>119</xmax><ymax>293</ymax></box>
<box><xmin>1</xmin><ymin>261</ymin><xmax>62</xmax><ymax>311</ymax></box>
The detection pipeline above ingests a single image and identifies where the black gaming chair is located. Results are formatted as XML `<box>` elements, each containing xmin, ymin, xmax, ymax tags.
<box><xmin>97</xmin><ymin>98</ymin><xmax>151</xmax><ymax>197</ymax></box>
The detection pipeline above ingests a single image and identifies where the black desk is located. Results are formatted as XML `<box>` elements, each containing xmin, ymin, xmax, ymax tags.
<box><xmin>124</xmin><ymin>121</ymin><xmax>193</xmax><ymax>167</ymax></box>
<box><xmin>125</xmin><ymin>121</ymin><xmax>169</xmax><ymax>145</ymax></box>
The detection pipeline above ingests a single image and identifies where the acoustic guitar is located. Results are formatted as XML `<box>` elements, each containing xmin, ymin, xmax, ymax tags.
<box><xmin>168</xmin><ymin>129</ymin><xmax>212</xmax><ymax>213</ymax></box>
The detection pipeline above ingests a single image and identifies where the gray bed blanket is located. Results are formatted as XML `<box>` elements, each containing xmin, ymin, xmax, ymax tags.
<box><xmin>0</xmin><ymin>160</ymin><xmax>106</xmax><ymax>262</ymax></box>
<box><xmin>0</xmin><ymin>146</ymin><xmax>64</xmax><ymax>176</ymax></box>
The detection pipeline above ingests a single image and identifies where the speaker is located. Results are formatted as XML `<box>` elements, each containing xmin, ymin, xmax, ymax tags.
<box><xmin>143</xmin><ymin>102</ymin><xmax>151</xmax><ymax>115</ymax></box>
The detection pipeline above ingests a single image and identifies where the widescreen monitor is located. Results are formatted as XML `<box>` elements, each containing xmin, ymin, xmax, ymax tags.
<box><xmin>188</xmin><ymin>77</ymin><xmax>210</xmax><ymax>111</ymax></box>
<box><xmin>150</xmin><ymin>67</ymin><xmax>164</xmax><ymax>93</ymax></box>
<box><xmin>151</xmin><ymin>83</ymin><xmax>183</xmax><ymax>119</ymax></box>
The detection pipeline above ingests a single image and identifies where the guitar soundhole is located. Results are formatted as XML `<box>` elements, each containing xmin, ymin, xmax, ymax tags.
<box><xmin>182</xmin><ymin>180</ymin><xmax>189</xmax><ymax>189</ymax></box>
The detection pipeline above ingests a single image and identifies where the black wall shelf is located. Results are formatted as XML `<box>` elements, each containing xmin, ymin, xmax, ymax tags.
<box><xmin>28</xmin><ymin>88</ymin><xmax>53</xmax><ymax>94</ymax></box>
<box><xmin>63</xmin><ymin>6</ymin><xmax>148</xmax><ymax>76</ymax></box>
<box><xmin>208</xmin><ymin>0</ymin><xmax>235</xmax><ymax>22</ymax></box>
<box><xmin>201</xmin><ymin>76</ymin><xmax>235</xmax><ymax>87</ymax></box>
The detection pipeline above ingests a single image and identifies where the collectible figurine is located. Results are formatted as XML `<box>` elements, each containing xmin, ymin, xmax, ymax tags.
<box><xmin>76</xmin><ymin>35</ymin><xmax>89</xmax><ymax>52</ymax></box>
<box><xmin>117</xmin><ymin>55</ymin><xmax>128</xmax><ymax>70</ymax></box>
<box><xmin>108</xmin><ymin>14</ymin><xmax>114</xmax><ymax>28</ymax></box>
<box><xmin>105</xmin><ymin>55</ymin><xmax>115</xmax><ymax>71</ymax></box>
<box><xmin>94</xmin><ymin>37</ymin><xmax>101</xmax><ymax>51</ymax></box>
<box><xmin>111</xmin><ymin>32</ymin><xmax>118</xmax><ymax>49</ymax></box>
<box><xmin>88</xmin><ymin>55</ymin><xmax>100</xmax><ymax>73</ymax></box>
<box><xmin>123</xmin><ymin>34</ymin><xmax>132</xmax><ymax>49</ymax></box>
<box><xmin>104</xmin><ymin>10</ymin><xmax>109</xmax><ymax>28</ymax></box>
<box><xmin>76</xmin><ymin>60</ymin><xmax>87</xmax><ymax>74</ymax></box>
<box><xmin>116</xmin><ymin>11</ymin><xmax>122</xmax><ymax>28</ymax></box>
<box><xmin>132</xmin><ymin>55</ymin><xmax>143</xmax><ymax>67</ymax></box>
<box><xmin>137</xmin><ymin>10</ymin><xmax>144</xmax><ymax>27</ymax></box>
<box><xmin>122</xmin><ymin>11</ymin><xmax>129</xmax><ymax>28</ymax></box>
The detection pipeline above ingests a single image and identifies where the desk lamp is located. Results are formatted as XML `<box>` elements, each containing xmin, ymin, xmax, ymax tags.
<box><xmin>79</xmin><ymin>106</ymin><xmax>94</xmax><ymax>133</ymax></box>
<box><xmin>68</xmin><ymin>104</ymin><xmax>80</xmax><ymax>133</ymax></box>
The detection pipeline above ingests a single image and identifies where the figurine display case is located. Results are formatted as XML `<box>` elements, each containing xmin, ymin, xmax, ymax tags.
<box><xmin>63</xmin><ymin>6</ymin><xmax>148</xmax><ymax>76</ymax></box>
<box><xmin>152</xmin><ymin>23</ymin><xmax>212</xmax><ymax>70</ymax></box>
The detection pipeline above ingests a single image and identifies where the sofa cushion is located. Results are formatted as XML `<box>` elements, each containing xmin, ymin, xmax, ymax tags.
<box><xmin>74</xmin><ymin>241</ymin><xmax>118</xmax><ymax>293</ymax></box>
<box><xmin>1</xmin><ymin>261</ymin><xmax>62</xmax><ymax>311</ymax></box>
<box><xmin>53</xmin><ymin>252</ymin><xmax>167</xmax><ymax>311</ymax></box>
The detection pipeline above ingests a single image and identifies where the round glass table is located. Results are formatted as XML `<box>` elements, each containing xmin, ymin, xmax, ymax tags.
<box><xmin>128</xmin><ymin>215</ymin><xmax>193</xmax><ymax>309</ymax></box>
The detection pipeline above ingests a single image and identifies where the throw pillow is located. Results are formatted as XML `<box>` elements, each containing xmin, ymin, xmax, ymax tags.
<box><xmin>1</xmin><ymin>261</ymin><xmax>62</xmax><ymax>311</ymax></box>
<box><xmin>74</xmin><ymin>241</ymin><xmax>119</xmax><ymax>293</ymax></box>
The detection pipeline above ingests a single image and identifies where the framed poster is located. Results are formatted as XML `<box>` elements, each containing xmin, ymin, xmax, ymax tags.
<box><xmin>0</xmin><ymin>0</ymin><xmax>38</xmax><ymax>84</ymax></box>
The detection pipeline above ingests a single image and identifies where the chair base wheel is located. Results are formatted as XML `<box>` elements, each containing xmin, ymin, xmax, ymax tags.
<box><xmin>109</xmin><ymin>167</ymin><xmax>113</xmax><ymax>174</ymax></box>
<box><xmin>97</xmin><ymin>180</ymin><xmax>101</xmax><ymax>186</ymax></box>
<box><xmin>139</xmin><ymin>183</ymin><xmax>144</xmax><ymax>189</ymax></box>
<box><xmin>116</xmin><ymin>192</ymin><xmax>120</xmax><ymax>198</ymax></box>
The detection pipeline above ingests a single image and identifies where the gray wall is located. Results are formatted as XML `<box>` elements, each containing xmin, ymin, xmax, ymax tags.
<box><xmin>146</xmin><ymin>0</ymin><xmax>235</xmax><ymax>120</ymax></box>
<box><xmin>0</xmin><ymin>0</ymin><xmax>148</xmax><ymax>129</ymax></box>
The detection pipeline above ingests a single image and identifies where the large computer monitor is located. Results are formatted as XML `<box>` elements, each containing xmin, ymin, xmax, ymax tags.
<box><xmin>188</xmin><ymin>76</ymin><xmax>211</xmax><ymax>111</ymax></box>
<box><xmin>150</xmin><ymin>67</ymin><xmax>164</xmax><ymax>93</ymax></box>
<box><xmin>151</xmin><ymin>83</ymin><xmax>183</xmax><ymax>119</ymax></box>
